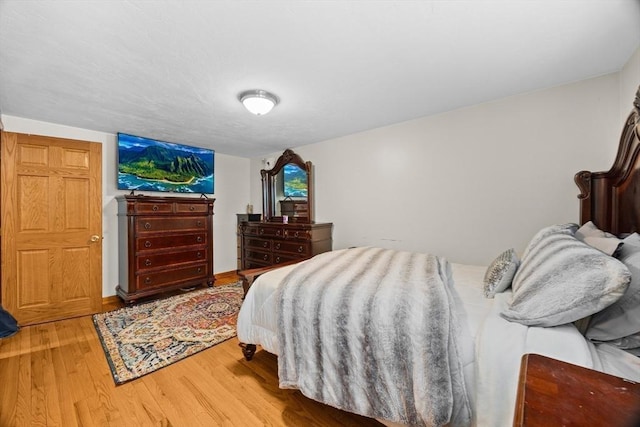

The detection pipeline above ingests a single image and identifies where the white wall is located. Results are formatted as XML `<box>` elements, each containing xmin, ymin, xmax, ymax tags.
<box><xmin>0</xmin><ymin>115</ymin><xmax>250</xmax><ymax>297</ymax></box>
<box><xmin>251</xmin><ymin>74</ymin><xmax>625</xmax><ymax>265</ymax></box>
<box><xmin>619</xmin><ymin>45</ymin><xmax>640</xmax><ymax>123</ymax></box>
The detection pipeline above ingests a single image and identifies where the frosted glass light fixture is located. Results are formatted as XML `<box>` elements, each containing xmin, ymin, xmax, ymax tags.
<box><xmin>239</xmin><ymin>89</ymin><xmax>279</xmax><ymax>115</ymax></box>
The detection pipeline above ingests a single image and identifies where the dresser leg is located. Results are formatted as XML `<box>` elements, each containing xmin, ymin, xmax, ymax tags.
<box><xmin>239</xmin><ymin>343</ymin><xmax>257</xmax><ymax>361</ymax></box>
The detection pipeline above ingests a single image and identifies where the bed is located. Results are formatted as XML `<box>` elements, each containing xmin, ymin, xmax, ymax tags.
<box><xmin>236</xmin><ymin>86</ymin><xmax>640</xmax><ymax>427</ymax></box>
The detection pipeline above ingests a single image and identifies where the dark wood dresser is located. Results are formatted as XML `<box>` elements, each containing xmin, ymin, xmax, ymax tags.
<box><xmin>116</xmin><ymin>195</ymin><xmax>215</xmax><ymax>304</ymax></box>
<box><xmin>513</xmin><ymin>353</ymin><xmax>640</xmax><ymax>426</ymax></box>
<box><xmin>236</xmin><ymin>213</ymin><xmax>261</xmax><ymax>270</ymax></box>
<box><xmin>239</xmin><ymin>221</ymin><xmax>332</xmax><ymax>270</ymax></box>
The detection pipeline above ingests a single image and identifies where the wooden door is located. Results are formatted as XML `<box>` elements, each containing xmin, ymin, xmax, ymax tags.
<box><xmin>1</xmin><ymin>132</ymin><xmax>102</xmax><ymax>325</ymax></box>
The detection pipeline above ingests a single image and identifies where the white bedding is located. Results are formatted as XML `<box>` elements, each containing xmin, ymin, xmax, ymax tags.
<box><xmin>236</xmin><ymin>257</ymin><xmax>640</xmax><ymax>427</ymax></box>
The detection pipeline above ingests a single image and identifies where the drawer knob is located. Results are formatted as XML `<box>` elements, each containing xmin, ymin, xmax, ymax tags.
<box><xmin>298</xmin><ymin>246</ymin><xmax>303</xmax><ymax>253</ymax></box>
<box><xmin>294</xmin><ymin>231</ymin><xmax>300</xmax><ymax>237</ymax></box>
<box><xmin>263</xmin><ymin>241</ymin><xmax>268</xmax><ymax>247</ymax></box>
<box><xmin>197</xmin><ymin>267</ymin><xmax>202</xmax><ymax>273</ymax></box>
<box><xmin>277</xmin><ymin>230</ymin><xmax>281</xmax><ymax>236</ymax></box>
<box><xmin>275</xmin><ymin>256</ymin><xmax>281</xmax><ymax>263</ymax></box>
<box><xmin>275</xmin><ymin>243</ymin><xmax>281</xmax><ymax>250</ymax></box>
<box><xmin>263</xmin><ymin>254</ymin><xmax>268</xmax><ymax>261</ymax></box>
<box><xmin>197</xmin><ymin>252</ymin><xmax>202</xmax><ymax>258</ymax></box>
<box><xmin>196</xmin><ymin>236</ymin><xmax>203</xmax><ymax>243</ymax></box>
<box><xmin>197</xmin><ymin>220</ymin><xmax>202</xmax><ymax>227</ymax></box>
<box><xmin>145</xmin><ymin>259</ymin><xmax>152</xmax><ymax>266</ymax></box>
<box><xmin>144</xmin><ymin>241</ymin><xmax>152</xmax><ymax>248</ymax></box>
<box><xmin>144</xmin><ymin>277</ymin><xmax>152</xmax><ymax>284</ymax></box>
<box><xmin>144</xmin><ymin>222</ymin><xmax>151</xmax><ymax>230</ymax></box>
<box><xmin>190</xmin><ymin>206</ymin><xmax>195</xmax><ymax>211</ymax></box>
<box><xmin>259</xmin><ymin>228</ymin><xmax>264</xmax><ymax>235</ymax></box>
<box><xmin>152</xmin><ymin>205</ymin><xmax>159</xmax><ymax>211</ymax></box>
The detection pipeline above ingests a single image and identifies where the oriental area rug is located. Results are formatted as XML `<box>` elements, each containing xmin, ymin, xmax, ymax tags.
<box><xmin>93</xmin><ymin>282</ymin><xmax>243</xmax><ymax>385</ymax></box>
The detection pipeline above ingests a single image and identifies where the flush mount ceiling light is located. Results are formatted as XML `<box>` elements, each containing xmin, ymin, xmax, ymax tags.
<box><xmin>239</xmin><ymin>89</ymin><xmax>279</xmax><ymax>115</ymax></box>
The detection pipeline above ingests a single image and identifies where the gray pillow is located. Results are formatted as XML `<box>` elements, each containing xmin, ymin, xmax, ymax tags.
<box><xmin>518</xmin><ymin>223</ymin><xmax>578</xmax><ymax>260</ymax></box>
<box><xmin>483</xmin><ymin>248</ymin><xmax>519</xmax><ymax>298</ymax></box>
<box><xmin>575</xmin><ymin>221</ymin><xmax>623</xmax><ymax>256</ymax></box>
<box><xmin>586</xmin><ymin>233</ymin><xmax>640</xmax><ymax>342</ymax></box>
<box><xmin>625</xmin><ymin>347</ymin><xmax>640</xmax><ymax>356</ymax></box>
<box><xmin>501</xmin><ymin>224</ymin><xmax>631</xmax><ymax>327</ymax></box>
<box><xmin>600</xmin><ymin>332</ymin><xmax>640</xmax><ymax>350</ymax></box>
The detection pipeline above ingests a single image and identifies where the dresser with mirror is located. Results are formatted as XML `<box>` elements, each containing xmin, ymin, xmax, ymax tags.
<box><xmin>239</xmin><ymin>149</ymin><xmax>333</xmax><ymax>270</ymax></box>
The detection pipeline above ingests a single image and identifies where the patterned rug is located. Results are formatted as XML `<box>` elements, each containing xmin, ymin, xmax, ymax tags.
<box><xmin>93</xmin><ymin>282</ymin><xmax>243</xmax><ymax>385</ymax></box>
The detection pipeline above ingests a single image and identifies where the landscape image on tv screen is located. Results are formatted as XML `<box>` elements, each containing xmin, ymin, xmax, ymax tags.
<box><xmin>118</xmin><ymin>133</ymin><xmax>214</xmax><ymax>194</ymax></box>
<box><xmin>283</xmin><ymin>163</ymin><xmax>307</xmax><ymax>197</ymax></box>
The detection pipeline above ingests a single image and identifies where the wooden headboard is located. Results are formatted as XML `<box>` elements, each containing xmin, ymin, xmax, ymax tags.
<box><xmin>575</xmin><ymin>86</ymin><xmax>640</xmax><ymax>235</ymax></box>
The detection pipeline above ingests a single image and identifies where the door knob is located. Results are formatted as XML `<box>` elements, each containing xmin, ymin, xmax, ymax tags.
<box><xmin>90</xmin><ymin>235</ymin><xmax>100</xmax><ymax>242</ymax></box>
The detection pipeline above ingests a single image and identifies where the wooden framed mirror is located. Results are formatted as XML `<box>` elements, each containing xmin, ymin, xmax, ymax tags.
<box><xmin>261</xmin><ymin>149</ymin><xmax>314</xmax><ymax>223</ymax></box>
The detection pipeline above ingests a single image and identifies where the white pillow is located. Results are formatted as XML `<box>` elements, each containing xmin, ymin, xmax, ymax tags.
<box><xmin>501</xmin><ymin>224</ymin><xmax>631</xmax><ymax>327</ymax></box>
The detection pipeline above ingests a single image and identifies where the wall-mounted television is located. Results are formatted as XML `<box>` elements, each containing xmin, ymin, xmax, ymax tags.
<box><xmin>283</xmin><ymin>163</ymin><xmax>307</xmax><ymax>197</ymax></box>
<box><xmin>117</xmin><ymin>133</ymin><xmax>214</xmax><ymax>194</ymax></box>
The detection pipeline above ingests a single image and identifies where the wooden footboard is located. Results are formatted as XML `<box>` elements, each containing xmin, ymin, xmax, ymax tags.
<box><xmin>238</xmin><ymin>259</ymin><xmax>302</xmax><ymax>296</ymax></box>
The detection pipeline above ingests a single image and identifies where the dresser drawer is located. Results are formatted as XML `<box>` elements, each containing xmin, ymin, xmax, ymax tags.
<box><xmin>175</xmin><ymin>202</ymin><xmax>210</xmax><ymax>214</ymax></box>
<box><xmin>243</xmin><ymin>225</ymin><xmax>283</xmax><ymax>238</ymax></box>
<box><xmin>136</xmin><ymin>232</ymin><xmax>207</xmax><ymax>251</ymax></box>
<box><xmin>244</xmin><ymin>237</ymin><xmax>271</xmax><ymax>251</ymax></box>
<box><xmin>243</xmin><ymin>259</ymin><xmax>270</xmax><ymax>269</ymax></box>
<box><xmin>137</xmin><ymin>263</ymin><xmax>209</xmax><ymax>290</ymax></box>
<box><xmin>136</xmin><ymin>216</ymin><xmax>208</xmax><ymax>232</ymax></box>
<box><xmin>273</xmin><ymin>252</ymin><xmax>307</xmax><ymax>264</ymax></box>
<box><xmin>136</xmin><ymin>248</ymin><xmax>207</xmax><ymax>270</ymax></box>
<box><xmin>284</xmin><ymin>228</ymin><xmax>311</xmax><ymax>240</ymax></box>
<box><xmin>133</xmin><ymin>202</ymin><xmax>174</xmax><ymax>214</ymax></box>
<box><xmin>273</xmin><ymin>240</ymin><xmax>310</xmax><ymax>256</ymax></box>
<box><xmin>244</xmin><ymin>249</ymin><xmax>272</xmax><ymax>264</ymax></box>
<box><xmin>241</xmin><ymin>225</ymin><xmax>260</xmax><ymax>236</ymax></box>
<box><xmin>261</xmin><ymin>226</ymin><xmax>284</xmax><ymax>238</ymax></box>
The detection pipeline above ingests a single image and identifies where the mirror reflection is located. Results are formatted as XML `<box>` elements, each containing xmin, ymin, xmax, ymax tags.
<box><xmin>283</xmin><ymin>164</ymin><xmax>308</xmax><ymax>198</ymax></box>
<box><xmin>262</xmin><ymin>149</ymin><xmax>314</xmax><ymax>223</ymax></box>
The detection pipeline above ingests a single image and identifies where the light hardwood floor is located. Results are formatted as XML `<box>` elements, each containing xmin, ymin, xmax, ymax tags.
<box><xmin>0</xmin><ymin>275</ymin><xmax>383</xmax><ymax>427</ymax></box>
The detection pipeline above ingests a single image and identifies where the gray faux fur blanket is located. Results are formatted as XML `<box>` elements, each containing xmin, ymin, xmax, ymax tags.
<box><xmin>277</xmin><ymin>247</ymin><xmax>471</xmax><ymax>427</ymax></box>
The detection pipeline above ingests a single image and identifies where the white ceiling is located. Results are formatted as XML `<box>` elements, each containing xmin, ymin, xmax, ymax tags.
<box><xmin>1</xmin><ymin>1</ymin><xmax>639</xmax><ymax>158</ymax></box>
